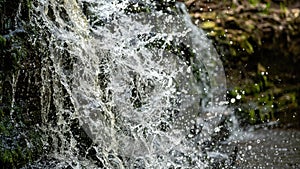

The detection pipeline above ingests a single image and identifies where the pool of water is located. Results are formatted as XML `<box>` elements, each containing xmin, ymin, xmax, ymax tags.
<box><xmin>229</xmin><ymin>128</ymin><xmax>300</xmax><ymax>168</ymax></box>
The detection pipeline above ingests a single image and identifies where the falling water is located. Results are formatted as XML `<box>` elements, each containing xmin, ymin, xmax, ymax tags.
<box><xmin>27</xmin><ymin>0</ymin><xmax>232</xmax><ymax>168</ymax></box>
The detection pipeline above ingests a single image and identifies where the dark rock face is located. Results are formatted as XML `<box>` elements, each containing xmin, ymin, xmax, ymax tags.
<box><xmin>1</xmin><ymin>0</ymin><xmax>45</xmax><ymax>168</ymax></box>
<box><xmin>0</xmin><ymin>0</ymin><xmax>32</xmax><ymax>34</ymax></box>
<box><xmin>0</xmin><ymin>0</ymin><xmax>176</xmax><ymax>167</ymax></box>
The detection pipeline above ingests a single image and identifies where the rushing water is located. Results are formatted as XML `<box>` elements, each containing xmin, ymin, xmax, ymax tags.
<box><xmin>25</xmin><ymin>0</ymin><xmax>233</xmax><ymax>168</ymax></box>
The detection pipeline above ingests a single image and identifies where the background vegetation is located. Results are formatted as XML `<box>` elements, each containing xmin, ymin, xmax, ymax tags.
<box><xmin>183</xmin><ymin>0</ymin><xmax>299</xmax><ymax>128</ymax></box>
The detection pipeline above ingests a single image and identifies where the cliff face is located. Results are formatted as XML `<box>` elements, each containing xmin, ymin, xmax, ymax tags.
<box><xmin>184</xmin><ymin>0</ymin><xmax>300</xmax><ymax>127</ymax></box>
<box><xmin>1</xmin><ymin>0</ymin><xmax>44</xmax><ymax>168</ymax></box>
<box><xmin>0</xmin><ymin>1</ymin><xmax>180</xmax><ymax>167</ymax></box>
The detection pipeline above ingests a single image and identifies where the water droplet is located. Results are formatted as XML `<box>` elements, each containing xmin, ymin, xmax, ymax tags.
<box><xmin>230</xmin><ymin>98</ymin><xmax>236</xmax><ymax>103</ymax></box>
<box><xmin>214</xmin><ymin>127</ymin><xmax>220</xmax><ymax>133</ymax></box>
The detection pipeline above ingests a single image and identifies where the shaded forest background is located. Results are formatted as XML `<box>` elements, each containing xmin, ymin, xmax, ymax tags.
<box><xmin>182</xmin><ymin>0</ymin><xmax>300</xmax><ymax>128</ymax></box>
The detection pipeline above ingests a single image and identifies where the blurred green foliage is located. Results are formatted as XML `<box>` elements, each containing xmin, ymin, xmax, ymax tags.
<box><xmin>185</xmin><ymin>0</ymin><xmax>299</xmax><ymax>127</ymax></box>
<box><xmin>227</xmin><ymin>72</ymin><xmax>298</xmax><ymax>127</ymax></box>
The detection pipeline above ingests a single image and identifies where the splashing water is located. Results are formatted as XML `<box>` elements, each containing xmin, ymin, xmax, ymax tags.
<box><xmin>28</xmin><ymin>0</ymin><xmax>231</xmax><ymax>168</ymax></box>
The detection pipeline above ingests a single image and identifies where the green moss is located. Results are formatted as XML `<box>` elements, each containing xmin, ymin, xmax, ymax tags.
<box><xmin>249</xmin><ymin>109</ymin><xmax>256</xmax><ymax>124</ymax></box>
<box><xmin>0</xmin><ymin>1</ymin><xmax>45</xmax><ymax>166</ymax></box>
<box><xmin>241</xmin><ymin>40</ymin><xmax>254</xmax><ymax>54</ymax></box>
<box><xmin>228</xmin><ymin>71</ymin><xmax>299</xmax><ymax>126</ymax></box>
<box><xmin>248</xmin><ymin>0</ymin><xmax>260</xmax><ymax>6</ymax></box>
<box><xmin>0</xmin><ymin>35</ymin><xmax>6</xmax><ymax>47</ymax></box>
<box><xmin>0</xmin><ymin>115</ymin><xmax>43</xmax><ymax>168</ymax></box>
<box><xmin>262</xmin><ymin>2</ymin><xmax>271</xmax><ymax>14</ymax></box>
<box><xmin>20</xmin><ymin>0</ymin><xmax>32</xmax><ymax>21</ymax></box>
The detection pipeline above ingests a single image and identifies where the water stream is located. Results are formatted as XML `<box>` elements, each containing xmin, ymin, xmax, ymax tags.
<box><xmin>25</xmin><ymin>0</ymin><xmax>233</xmax><ymax>168</ymax></box>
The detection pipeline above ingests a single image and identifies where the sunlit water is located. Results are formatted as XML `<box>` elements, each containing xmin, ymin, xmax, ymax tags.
<box><xmin>22</xmin><ymin>0</ymin><xmax>237</xmax><ymax>168</ymax></box>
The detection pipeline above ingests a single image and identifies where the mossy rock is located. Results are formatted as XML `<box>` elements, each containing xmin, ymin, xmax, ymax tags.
<box><xmin>0</xmin><ymin>118</ymin><xmax>43</xmax><ymax>169</ymax></box>
<box><xmin>0</xmin><ymin>35</ymin><xmax>6</xmax><ymax>47</ymax></box>
<box><xmin>227</xmin><ymin>72</ymin><xmax>299</xmax><ymax>127</ymax></box>
<box><xmin>1</xmin><ymin>0</ymin><xmax>46</xmax><ymax>167</ymax></box>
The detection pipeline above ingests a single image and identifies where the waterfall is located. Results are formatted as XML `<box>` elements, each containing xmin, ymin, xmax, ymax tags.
<box><xmin>27</xmin><ymin>0</ymin><xmax>232</xmax><ymax>168</ymax></box>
